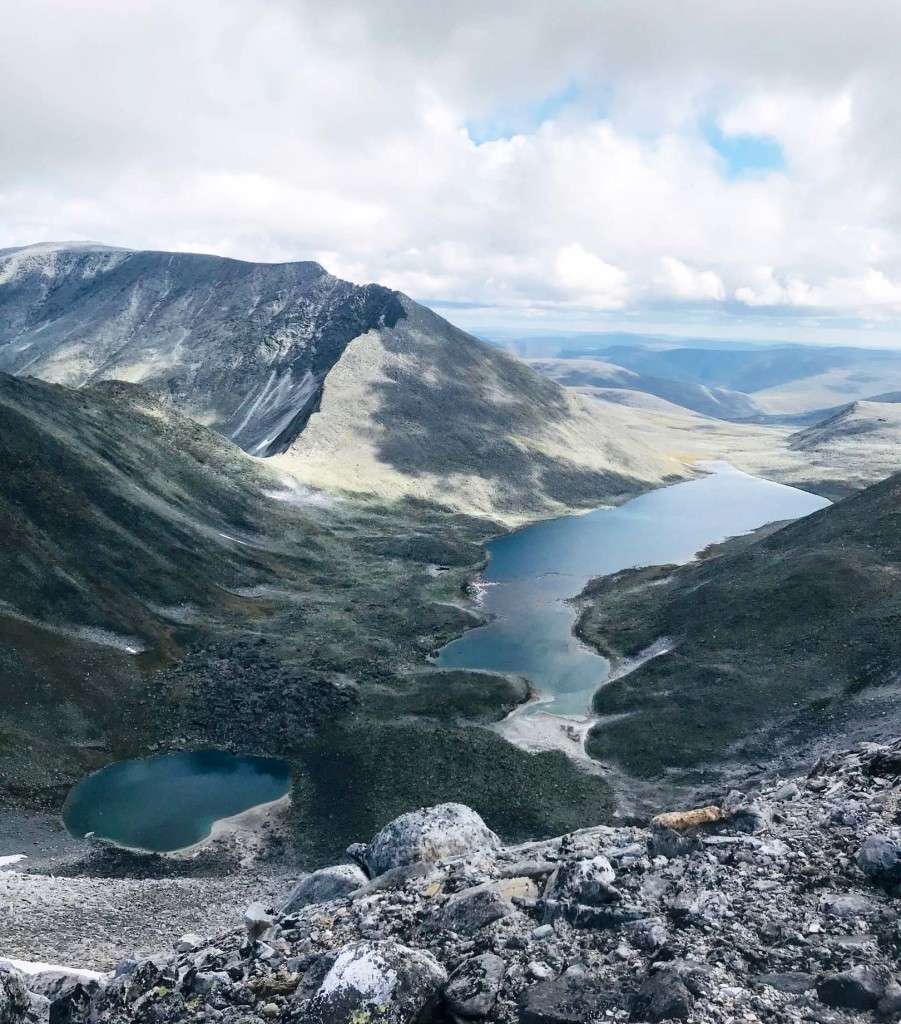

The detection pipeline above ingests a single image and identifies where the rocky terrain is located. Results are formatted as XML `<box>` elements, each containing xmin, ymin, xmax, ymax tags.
<box><xmin>574</xmin><ymin>471</ymin><xmax>901</xmax><ymax>798</ymax></box>
<box><xmin>4</xmin><ymin>738</ymin><xmax>901</xmax><ymax>1023</ymax></box>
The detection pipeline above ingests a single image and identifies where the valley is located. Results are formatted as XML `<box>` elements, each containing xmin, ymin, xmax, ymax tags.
<box><xmin>0</xmin><ymin>243</ymin><xmax>899</xmax><ymax>1010</ymax></box>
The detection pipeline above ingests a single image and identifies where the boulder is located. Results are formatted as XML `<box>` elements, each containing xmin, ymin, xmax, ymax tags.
<box><xmin>631</xmin><ymin>969</ymin><xmax>693</xmax><ymax>1022</ymax></box>
<box><xmin>856</xmin><ymin>831</ymin><xmax>901</xmax><ymax>886</ymax></box>
<box><xmin>244</xmin><ymin>901</ymin><xmax>275</xmax><ymax>939</ymax></box>
<box><xmin>0</xmin><ymin>967</ymin><xmax>29</xmax><ymax>1024</ymax></box>
<box><xmin>439</xmin><ymin>883</ymin><xmax>515</xmax><ymax>934</ymax></box>
<box><xmin>817</xmin><ymin>966</ymin><xmax>888</xmax><ymax>1010</ymax></box>
<box><xmin>651</xmin><ymin>806</ymin><xmax>722</xmax><ymax>832</ymax></box>
<box><xmin>544</xmin><ymin>856</ymin><xmax>617</xmax><ymax>906</ymax></box>
<box><xmin>444</xmin><ymin>952</ymin><xmax>506</xmax><ymax>1019</ymax></box>
<box><xmin>25</xmin><ymin>970</ymin><xmax>101</xmax><ymax>1002</ymax></box>
<box><xmin>283</xmin><ymin>863</ymin><xmax>369</xmax><ymax>913</ymax></box>
<box><xmin>302</xmin><ymin>940</ymin><xmax>447</xmax><ymax>1024</ymax></box>
<box><xmin>362</xmin><ymin>804</ymin><xmax>500</xmax><ymax>876</ymax></box>
<box><xmin>752</xmin><ymin>972</ymin><xmax>815</xmax><ymax>995</ymax></box>
<box><xmin>518</xmin><ymin>968</ymin><xmax>618</xmax><ymax>1024</ymax></box>
<box><xmin>818</xmin><ymin>893</ymin><xmax>880</xmax><ymax>919</ymax></box>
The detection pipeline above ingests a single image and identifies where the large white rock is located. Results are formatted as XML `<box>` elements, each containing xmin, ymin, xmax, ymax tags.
<box><xmin>304</xmin><ymin>940</ymin><xmax>447</xmax><ymax>1024</ymax></box>
<box><xmin>363</xmin><ymin>803</ymin><xmax>500</xmax><ymax>877</ymax></box>
<box><xmin>283</xmin><ymin>863</ymin><xmax>368</xmax><ymax>914</ymax></box>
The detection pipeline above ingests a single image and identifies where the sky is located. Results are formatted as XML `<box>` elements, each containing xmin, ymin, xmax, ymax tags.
<box><xmin>4</xmin><ymin>1</ymin><xmax>901</xmax><ymax>346</ymax></box>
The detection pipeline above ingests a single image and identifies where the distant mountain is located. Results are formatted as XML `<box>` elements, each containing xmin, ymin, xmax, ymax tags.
<box><xmin>0</xmin><ymin>243</ymin><xmax>689</xmax><ymax>523</ymax></box>
<box><xmin>575</xmin><ymin>471</ymin><xmax>901</xmax><ymax>792</ymax></box>
<box><xmin>588</xmin><ymin>343</ymin><xmax>901</xmax><ymax>414</ymax></box>
<box><xmin>528</xmin><ymin>356</ymin><xmax>761</xmax><ymax>420</ymax></box>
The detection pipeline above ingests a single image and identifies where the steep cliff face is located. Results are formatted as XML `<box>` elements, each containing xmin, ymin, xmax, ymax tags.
<box><xmin>0</xmin><ymin>243</ymin><xmax>404</xmax><ymax>455</ymax></box>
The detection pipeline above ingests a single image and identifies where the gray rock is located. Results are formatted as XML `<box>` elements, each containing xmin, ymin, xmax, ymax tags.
<box><xmin>439</xmin><ymin>883</ymin><xmax>515</xmax><ymax>934</ymax></box>
<box><xmin>282</xmin><ymin>863</ymin><xmax>368</xmax><ymax>913</ymax></box>
<box><xmin>856</xmin><ymin>831</ymin><xmax>901</xmax><ymax>886</ymax></box>
<box><xmin>175</xmin><ymin>933</ymin><xmax>204</xmax><ymax>953</ymax></box>
<box><xmin>543</xmin><ymin>856</ymin><xmax>618</xmax><ymax>906</ymax></box>
<box><xmin>879</xmin><ymin>981</ymin><xmax>901</xmax><ymax>1017</ymax></box>
<box><xmin>243</xmin><ymin>901</ymin><xmax>275</xmax><ymax>939</ymax></box>
<box><xmin>817</xmin><ymin>965</ymin><xmax>888</xmax><ymax>1010</ymax></box>
<box><xmin>623</xmin><ymin>916</ymin><xmax>669</xmax><ymax>950</ymax></box>
<box><xmin>302</xmin><ymin>940</ymin><xmax>447</xmax><ymax>1024</ymax></box>
<box><xmin>818</xmin><ymin>893</ymin><xmax>879</xmax><ymax>919</ymax></box>
<box><xmin>20</xmin><ymin>971</ymin><xmax>100</xmax><ymax>1003</ymax></box>
<box><xmin>0</xmin><ymin>967</ymin><xmax>29</xmax><ymax>1024</ymax></box>
<box><xmin>752</xmin><ymin>972</ymin><xmax>816</xmax><ymax>994</ymax></box>
<box><xmin>631</xmin><ymin>968</ymin><xmax>693</xmax><ymax>1022</ymax></box>
<box><xmin>48</xmin><ymin>983</ymin><xmax>94</xmax><ymax>1024</ymax></box>
<box><xmin>518</xmin><ymin>969</ymin><xmax>618</xmax><ymax>1024</ymax></box>
<box><xmin>444</xmin><ymin>953</ymin><xmax>505</xmax><ymax>1019</ymax></box>
<box><xmin>363</xmin><ymin>803</ymin><xmax>501</xmax><ymax>876</ymax></box>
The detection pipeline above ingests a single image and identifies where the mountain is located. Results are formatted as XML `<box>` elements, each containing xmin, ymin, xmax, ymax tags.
<box><xmin>0</xmin><ymin>242</ymin><xmax>405</xmax><ymax>456</ymax></box>
<box><xmin>272</xmin><ymin>300</ymin><xmax>690</xmax><ymax>522</ymax></box>
<box><xmin>575</xmin><ymin>471</ymin><xmax>901</xmax><ymax>794</ymax></box>
<box><xmin>528</xmin><ymin>356</ymin><xmax>762</xmax><ymax>420</ymax></box>
<box><xmin>588</xmin><ymin>343</ymin><xmax>901</xmax><ymax>415</ymax></box>
<box><xmin>0</xmin><ymin>243</ymin><xmax>689</xmax><ymax>523</ymax></box>
<box><xmin>783</xmin><ymin>400</ymin><xmax>901</xmax><ymax>493</ymax></box>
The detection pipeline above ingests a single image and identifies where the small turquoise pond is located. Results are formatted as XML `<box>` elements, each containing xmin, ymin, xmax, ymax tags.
<box><xmin>62</xmin><ymin>750</ymin><xmax>291</xmax><ymax>852</ymax></box>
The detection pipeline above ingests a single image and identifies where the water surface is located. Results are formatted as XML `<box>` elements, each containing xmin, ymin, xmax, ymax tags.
<box><xmin>437</xmin><ymin>463</ymin><xmax>830</xmax><ymax>718</ymax></box>
<box><xmin>63</xmin><ymin>750</ymin><xmax>291</xmax><ymax>852</ymax></box>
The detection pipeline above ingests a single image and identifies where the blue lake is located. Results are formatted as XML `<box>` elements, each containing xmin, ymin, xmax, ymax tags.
<box><xmin>63</xmin><ymin>750</ymin><xmax>291</xmax><ymax>852</ymax></box>
<box><xmin>437</xmin><ymin>463</ymin><xmax>831</xmax><ymax>717</ymax></box>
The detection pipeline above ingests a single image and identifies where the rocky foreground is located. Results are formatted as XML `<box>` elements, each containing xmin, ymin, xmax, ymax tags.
<box><xmin>4</xmin><ymin>741</ymin><xmax>901</xmax><ymax>1024</ymax></box>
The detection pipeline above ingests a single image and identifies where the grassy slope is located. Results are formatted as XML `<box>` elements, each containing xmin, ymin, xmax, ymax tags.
<box><xmin>0</xmin><ymin>374</ymin><xmax>613</xmax><ymax>858</ymax></box>
<box><xmin>575</xmin><ymin>472</ymin><xmax>901</xmax><ymax>778</ymax></box>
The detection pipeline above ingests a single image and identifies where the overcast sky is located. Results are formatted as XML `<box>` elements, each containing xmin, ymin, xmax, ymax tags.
<box><xmin>5</xmin><ymin>1</ymin><xmax>901</xmax><ymax>344</ymax></box>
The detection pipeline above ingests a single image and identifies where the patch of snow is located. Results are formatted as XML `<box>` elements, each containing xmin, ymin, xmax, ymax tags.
<box><xmin>0</xmin><ymin>855</ymin><xmax>26</xmax><ymax>868</ymax></box>
<box><xmin>264</xmin><ymin>476</ymin><xmax>333</xmax><ymax>509</ymax></box>
<box><xmin>0</xmin><ymin>958</ymin><xmax>107</xmax><ymax>982</ymax></box>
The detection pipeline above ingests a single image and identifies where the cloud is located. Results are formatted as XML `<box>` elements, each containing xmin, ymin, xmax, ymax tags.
<box><xmin>658</xmin><ymin>257</ymin><xmax>725</xmax><ymax>302</ymax></box>
<box><xmin>3</xmin><ymin>0</ymin><xmax>901</xmax><ymax>338</ymax></box>
<box><xmin>554</xmin><ymin>244</ymin><xmax>629</xmax><ymax>309</ymax></box>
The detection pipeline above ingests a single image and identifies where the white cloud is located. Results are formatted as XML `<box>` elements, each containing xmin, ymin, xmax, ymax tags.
<box><xmin>3</xmin><ymin>1</ymin><xmax>901</xmax><ymax>337</ymax></box>
<box><xmin>658</xmin><ymin>257</ymin><xmax>725</xmax><ymax>301</ymax></box>
<box><xmin>554</xmin><ymin>244</ymin><xmax>629</xmax><ymax>309</ymax></box>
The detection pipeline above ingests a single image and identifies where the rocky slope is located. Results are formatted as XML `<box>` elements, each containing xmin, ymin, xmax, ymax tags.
<box><xmin>5</xmin><ymin>738</ymin><xmax>901</xmax><ymax>1023</ymax></box>
<box><xmin>784</xmin><ymin>402</ymin><xmax>901</xmax><ymax>492</ymax></box>
<box><xmin>273</xmin><ymin>300</ymin><xmax>689</xmax><ymax>524</ymax></box>
<box><xmin>573</xmin><ymin>471</ymin><xmax>901</xmax><ymax>793</ymax></box>
<box><xmin>0</xmin><ymin>243</ymin><xmax>688</xmax><ymax>523</ymax></box>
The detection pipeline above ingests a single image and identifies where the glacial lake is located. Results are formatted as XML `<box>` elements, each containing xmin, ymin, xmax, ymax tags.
<box><xmin>437</xmin><ymin>463</ymin><xmax>831</xmax><ymax>719</ymax></box>
<box><xmin>63</xmin><ymin>751</ymin><xmax>291</xmax><ymax>852</ymax></box>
